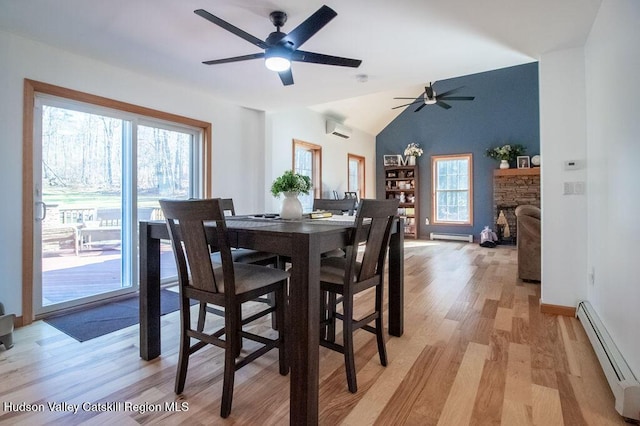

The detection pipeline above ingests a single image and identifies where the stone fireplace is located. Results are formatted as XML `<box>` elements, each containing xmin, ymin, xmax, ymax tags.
<box><xmin>493</xmin><ymin>168</ymin><xmax>540</xmax><ymax>243</ymax></box>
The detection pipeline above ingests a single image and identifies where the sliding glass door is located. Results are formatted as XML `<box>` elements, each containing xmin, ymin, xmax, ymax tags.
<box><xmin>33</xmin><ymin>95</ymin><xmax>201</xmax><ymax>315</ymax></box>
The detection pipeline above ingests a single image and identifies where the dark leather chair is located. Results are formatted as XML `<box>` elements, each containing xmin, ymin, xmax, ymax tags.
<box><xmin>319</xmin><ymin>198</ymin><xmax>399</xmax><ymax>392</ymax></box>
<box><xmin>160</xmin><ymin>198</ymin><xmax>288</xmax><ymax>418</ymax></box>
<box><xmin>515</xmin><ymin>205</ymin><xmax>541</xmax><ymax>282</ymax></box>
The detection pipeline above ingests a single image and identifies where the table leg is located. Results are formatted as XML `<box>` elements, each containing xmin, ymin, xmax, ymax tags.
<box><xmin>388</xmin><ymin>220</ymin><xmax>404</xmax><ymax>337</ymax></box>
<box><xmin>289</xmin><ymin>233</ymin><xmax>320</xmax><ymax>425</ymax></box>
<box><xmin>140</xmin><ymin>222</ymin><xmax>161</xmax><ymax>360</ymax></box>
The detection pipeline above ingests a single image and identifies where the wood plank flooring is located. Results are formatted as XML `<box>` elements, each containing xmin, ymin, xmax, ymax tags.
<box><xmin>0</xmin><ymin>241</ymin><xmax>627</xmax><ymax>425</ymax></box>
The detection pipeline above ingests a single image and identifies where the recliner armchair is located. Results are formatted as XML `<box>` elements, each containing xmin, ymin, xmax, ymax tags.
<box><xmin>515</xmin><ymin>205</ymin><xmax>541</xmax><ymax>282</ymax></box>
<box><xmin>0</xmin><ymin>302</ymin><xmax>15</xmax><ymax>350</ymax></box>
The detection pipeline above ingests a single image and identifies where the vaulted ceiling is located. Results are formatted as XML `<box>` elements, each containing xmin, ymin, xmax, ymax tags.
<box><xmin>0</xmin><ymin>0</ymin><xmax>601</xmax><ymax>134</ymax></box>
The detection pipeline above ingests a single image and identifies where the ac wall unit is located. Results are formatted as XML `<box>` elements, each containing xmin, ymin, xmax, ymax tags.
<box><xmin>576</xmin><ymin>301</ymin><xmax>640</xmax><ymax>421</ymax></box>
<box><xmin>326</xmin><ymin>120</ymin><xmax>352</xmax><ymax>139</ymax></box>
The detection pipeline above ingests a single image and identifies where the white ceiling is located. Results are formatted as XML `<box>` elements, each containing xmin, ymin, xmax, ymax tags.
<box><xmin>0</xmin><ymin>0</ymin><xmax>601</xmax><ymax>135</ymax></box>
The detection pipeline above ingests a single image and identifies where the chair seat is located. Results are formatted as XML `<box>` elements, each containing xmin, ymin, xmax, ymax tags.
<box><xmin>211</xmin><ymin>248</ymin><xmax>277</xmax><ymax>265</ymax></box>
<box><xmin>211</xmin><ymin>261</ymin><xmax>289</xmax><ymax>296</ymax></box>
<box><xmin>320</xmin><ymin>256</ymin><xmax>361</xmax><ymax>286</ymax></box>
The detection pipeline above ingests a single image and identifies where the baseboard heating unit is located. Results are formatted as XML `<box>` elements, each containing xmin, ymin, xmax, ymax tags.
<box><xmin>429</xmin><ymin>232</ymin><xmax>473</xmax><ymax>243</ymax></box>
<box><xmin>576</xmin><ymin>301</ymin><xmax>640</xmax><ymax>421</ymax></box>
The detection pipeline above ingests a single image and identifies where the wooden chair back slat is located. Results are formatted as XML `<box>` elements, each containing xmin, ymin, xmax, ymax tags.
<box><xmin>348</xmin><ymin>199</ymin><xmax>399</xmax><ymax>284</ymax></box>
<box><xmin>219</xmin><ymin>198</ymin><xmax>236</xmax><ymax>216</ymax></box>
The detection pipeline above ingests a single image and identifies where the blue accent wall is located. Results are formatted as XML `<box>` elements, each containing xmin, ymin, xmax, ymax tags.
<box><xmin>376</xmin><ymin>62</ymin><xmax>540</xmax><ymax>240</ymax></box>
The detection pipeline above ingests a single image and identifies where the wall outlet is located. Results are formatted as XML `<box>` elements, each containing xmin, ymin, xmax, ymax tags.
<box><xmin>425</xmin><ymin>217</ymin><xmax>429</xmax><ymax>225</ymax></box>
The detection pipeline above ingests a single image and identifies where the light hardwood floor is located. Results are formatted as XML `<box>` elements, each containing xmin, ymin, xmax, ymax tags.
<box><xmin>0</xmin><ymin>241</ymin><xmax>627</xmax><ymax>425</ymax></box>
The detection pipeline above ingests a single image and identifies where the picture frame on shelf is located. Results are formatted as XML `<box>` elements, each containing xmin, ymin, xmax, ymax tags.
<box><xmin>517</xmin><ymin>156</ymin><xmax>530</xmax><ymax>169</ymax></box>
<box><xmin>383</xmin><ymin>155</ymin><xmax>402</xmax><ymax>166</ymax></box>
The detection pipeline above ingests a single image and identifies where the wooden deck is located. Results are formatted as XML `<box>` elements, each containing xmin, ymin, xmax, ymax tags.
<box><xmin>42</xmin><ymin>245</ymin><xmax>177</xmax><ymax>305</ymax></box>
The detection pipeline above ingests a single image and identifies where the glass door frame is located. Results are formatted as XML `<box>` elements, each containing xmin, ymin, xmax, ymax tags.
<box><xmin>22</xmin><ymin>79</ymin><xmax>212</xmax><ymax>323</ymax></box>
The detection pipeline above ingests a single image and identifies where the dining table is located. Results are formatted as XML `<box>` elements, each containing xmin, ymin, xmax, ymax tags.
<box><xmin>138</xmin><ymin>214</ymin><xmax>404</xmax><ymax>425</ymax></box>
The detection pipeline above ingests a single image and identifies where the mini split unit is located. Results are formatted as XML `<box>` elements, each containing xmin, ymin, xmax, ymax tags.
<box><xmin>326</xmin><ymin>120</ymin><xmax>352</xmax><ymax>139</ymax></box>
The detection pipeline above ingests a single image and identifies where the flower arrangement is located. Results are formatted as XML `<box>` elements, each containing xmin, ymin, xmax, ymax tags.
<box><xmin>404</xmin><ymin>143</ymin><xmax>424</xmax><ymax>157</ymax></box>
<box><xmin>485</xmin><ymin>144</ymin><xmax>526</xmax><ymax>162</ymax></box>
<box><xmin>270</xmin><ymin>170</ymin><xmax>312</xmax><ymax>197</ymax></box>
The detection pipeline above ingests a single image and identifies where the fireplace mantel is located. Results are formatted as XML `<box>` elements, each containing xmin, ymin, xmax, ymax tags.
<box><xmin>493</xmin><ymin>167</ymin><xmax>540</xmax><ymax>177</ymax></box>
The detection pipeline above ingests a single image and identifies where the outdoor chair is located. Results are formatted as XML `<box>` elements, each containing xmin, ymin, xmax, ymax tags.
<box><xmin>160</xmin><ymin>198</ymin><xmax>288</xmax><ymax>418</ymax></box>
<box><xmin>319</xmin><ymin>198</ymin><xmax>399</xmax><ymax>392</ymax></box>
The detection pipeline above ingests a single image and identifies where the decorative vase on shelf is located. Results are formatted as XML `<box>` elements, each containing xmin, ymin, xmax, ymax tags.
<box><xmin>499</xmin><ymin>159</ymin><xmax>510</xmax><ymax>169</ymax></box>
<box><xmin>280</xmin><ymin>191</ymin><xmax>303</xmax><ymax>219</ymax></box>
<box><xmin>407</xmin><ymin>156</ymin><xmax>416</xmax><ymax>166</ymax></box>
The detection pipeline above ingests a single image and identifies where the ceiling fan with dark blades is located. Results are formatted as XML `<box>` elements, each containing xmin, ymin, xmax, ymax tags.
<box><xmin>393</xmin><ymin>82</ymin><xmax>475</xmax><ymax>112</ymax></box>
<box><xmin>195</xmin><ymin>5</ymin><xmax>362</xmax><ymax>86</ymax></box>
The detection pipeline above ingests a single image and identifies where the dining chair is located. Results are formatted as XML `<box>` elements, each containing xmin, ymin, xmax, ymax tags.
<box><xmin>200</xmin><ymin>198</ymin><xmax>281</xmax><ymax>331</ymax></box>
<box><xmin>311</xmin><ymin>198</ymin><xmax>358</xmax><ymax>259</ymax></box>
<box><xmin>313</xmin><ymin>198</ymin><xmax>357</xmax><ymax>216</ymax></box>
<box><xmin>343</xmin><ymin>191</ymin><xmax>358</xmax><ymax>201</ymax></box>
<box><xmin>319</xmin><ymin>198</ymin><xmax>399</xmax><ymax>393</ymax></box>
<box><xmin>159</xmin><ymin>198</ymin><xmax>288</xmax><ymax>418</ymax></box>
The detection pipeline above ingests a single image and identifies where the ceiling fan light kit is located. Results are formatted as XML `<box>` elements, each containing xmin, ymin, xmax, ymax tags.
<box><xmin>265</xmin><ymin>47</ymin><xmax>291</xmax><ymax>71</ymax></box>
<box><xmin>195</xmin><ymin>5</ymin><xmax>362</xmax><ymax>86</ymax></box>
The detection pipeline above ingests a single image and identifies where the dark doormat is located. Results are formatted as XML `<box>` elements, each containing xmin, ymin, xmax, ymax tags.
<box><xmin>44</xmin><ymin>289</ymin><xmax>193</xmax><ymax>342</ymax></box>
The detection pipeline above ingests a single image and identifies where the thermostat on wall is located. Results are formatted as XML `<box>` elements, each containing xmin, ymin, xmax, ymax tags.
<box><xmin>564</xmin><ymin>160</ymin><xmax>581</xmax><ymax>171</ymax></box>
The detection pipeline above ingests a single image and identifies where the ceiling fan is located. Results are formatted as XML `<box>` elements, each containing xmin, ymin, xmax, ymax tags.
<box><xmin>194</xmin><ymin>5</ymin><xmax>362</xmax><ymax>86</ymax></box>
<box><xmin>393</xmin><ymin>82</ymin><xmax>475</xmax><ymax>112</ymax></box>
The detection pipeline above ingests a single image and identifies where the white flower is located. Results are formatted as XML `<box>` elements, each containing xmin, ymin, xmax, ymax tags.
<box><xmin>404</xmin><ymin>143</ymin><xmax>423</xmax><ymax>157</ymax></box>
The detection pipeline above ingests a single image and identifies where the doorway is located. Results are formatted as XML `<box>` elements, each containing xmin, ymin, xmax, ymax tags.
<box><xmin>24</xmin><ymin>81</ymin><xmax>211</xmax><ymax>320</ymax></box>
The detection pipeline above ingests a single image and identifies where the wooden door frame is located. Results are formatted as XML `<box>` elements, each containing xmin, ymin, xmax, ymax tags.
<box><xmin>347</xmin><ymin>153</ymin><xmax>366</xmax><ymax>198</ymax></box>
<box><xmin>292</xmin><ymin>139</ymin><xmax>322</xmax><ymax>199</ymax></box>
<box><xmin>21</xmin><ymin>79</ymin><xmax>212</xmax><ymax>324</ymax></box>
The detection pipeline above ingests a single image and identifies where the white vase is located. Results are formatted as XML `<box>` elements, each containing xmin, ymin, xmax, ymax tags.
<box><xmin>499</xmin><ymin>160</ymin><xmax>510</xmax><ymax>169</ymax></box>
<box><xmin>407</xmin><ymin>156</ymin><xmax>416</xmax><ymax>166</ymax></box>
<box><xmin>280</xmin><ymin>191</ymin><xmax>303</xmax><ymax>219</ymax></box>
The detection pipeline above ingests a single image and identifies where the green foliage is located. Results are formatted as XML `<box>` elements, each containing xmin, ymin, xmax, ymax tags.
<box><xmin>270</xmin><ymin>170</ymin><xmax>312</xmax><ymax>198</ymax></box>
<box><xmin>485</xmin><ymin>144</ymin><xmax>526</xmax><ymax>162</ymax></box>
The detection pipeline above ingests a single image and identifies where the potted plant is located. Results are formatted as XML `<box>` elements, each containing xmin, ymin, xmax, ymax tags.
<box><xmin>485</xmin><ymin>143</ymin><xmax>526</xmax><ymax>169</ymax></box>
<box><xmin>404</xmin><ymin>143</ymin><xmax>423</xmax><ymax>165</ymax></box>
<box><xmin>271</xmin><ymin>170</ymin><xmax>312</xmax><ymax>219</ymax></box>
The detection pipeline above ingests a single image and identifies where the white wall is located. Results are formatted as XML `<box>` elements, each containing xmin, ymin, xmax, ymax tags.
<box><xmin>539</xmin><ymin>0</ymin><xmax>640</xmax><ymax>377</ymax></box>
<box><xmin>265</xmin><ymin>108</ymin><xmax>375</xmax><ymax>213</ymax></box>
<box><xmin>0</xmin><ymin>31</ymin><xmax>368</xmax><ymax>318</ymax></box>
<box><xmin>584</xmin><ymin>0</ymin><xmax>640</xmax><ymax>377</ymax></box>
<box><xmin>539</xmin><ymin>48</ymin><xmax>588</xmax><ymax>307</ymax></box>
